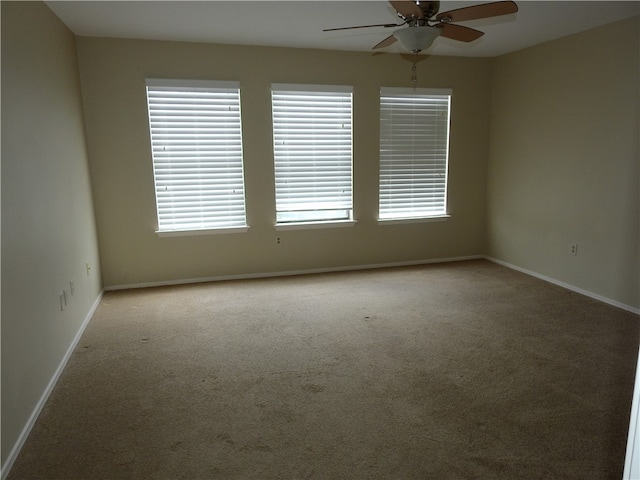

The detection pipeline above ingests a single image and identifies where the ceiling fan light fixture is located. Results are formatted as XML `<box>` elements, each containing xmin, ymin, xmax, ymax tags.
<box><xmin>393</xmin><ymin>26</ymin><xmax>441</xmax><ymax>53</ymax></box>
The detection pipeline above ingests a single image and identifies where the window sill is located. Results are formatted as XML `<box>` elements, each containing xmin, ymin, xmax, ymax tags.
<box><xmin>156</xmin><ymin>226</ymin><xmax>250</xmax><ymax>237</ymax></box>
<box><xmin>378</xmin><ymin>215</ymin><xmax>450</xmax><ymax>226</ymax></box>
<box><xmin>275</xmin><ymin>220</ymin><xmax>357</xmax><ymax>231</ymax></box>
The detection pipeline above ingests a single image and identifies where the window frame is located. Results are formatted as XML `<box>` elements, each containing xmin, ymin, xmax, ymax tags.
<box><xmin>145</xmin><ymin>78</ymin><xmax>249</xmax><ymax>236</ymax></box>
<box><xmin>378</xmin><ymin>87</ymin><xmax>452</xmax><ymax>223</ymax></box>
<box><xmin>271</xmin><ymin>83</ymin><xmax>355</xmax><ymax>228</ymax></box>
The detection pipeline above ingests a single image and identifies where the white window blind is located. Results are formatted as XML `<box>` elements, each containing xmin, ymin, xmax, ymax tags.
<box><xmin>271</xmin><ymin>84</ymin><xmax>353</xmax><ymax>224</ymax></box>
<box><xmin>145</xmin><ymin>79</ymin><xmax>247</xmax><ymax>233</ymax></box>
<box><xmin>379</xmin><ymin>87</ymin><xmax>451</xmax><ymax>221</ymax></box>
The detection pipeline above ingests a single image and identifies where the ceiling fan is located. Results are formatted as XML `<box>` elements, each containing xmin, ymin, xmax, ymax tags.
<box><xmin>324</xmin><ymin>1</ymin><xmax>518</xmax><ymax>54</ymax></box>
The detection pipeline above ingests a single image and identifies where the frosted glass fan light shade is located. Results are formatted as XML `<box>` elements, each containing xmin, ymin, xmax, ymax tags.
<box><xmin>393</xmin><ymin>26</ymin><xmax>441</xmax><ymax>52</ymax></box>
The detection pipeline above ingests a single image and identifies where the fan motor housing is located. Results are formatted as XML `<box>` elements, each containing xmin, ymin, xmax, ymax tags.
<box><xmin>419</xmin><ymin>1</ymin><xmax>441</xmax><ymax>19</ymax></box>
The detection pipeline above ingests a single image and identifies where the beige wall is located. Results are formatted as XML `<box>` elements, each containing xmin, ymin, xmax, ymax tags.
<box><xmin>1</xmin><ymin>1</ymin><xmax>103</xmax><ymax>470</ymax></box>
<box><xmin>487</xmin><ymin>16</ymin><xmax>640</xmax><ymax>309</ymax></box>
<box><xmin>75</xmin><ymin>38</ymin><xmax>492</xmax><ymax>288</ymax></box>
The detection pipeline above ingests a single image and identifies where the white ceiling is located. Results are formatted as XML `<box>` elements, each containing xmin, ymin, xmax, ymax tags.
<box><xmin>46</xmin><ymin>1</ymin><xmax>639</xmax><ymax>57</ymax></box>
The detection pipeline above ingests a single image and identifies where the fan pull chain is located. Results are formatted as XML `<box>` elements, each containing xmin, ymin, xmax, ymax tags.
<box><xmin>411</xmin><ymin>62</ymin><xmax>417</xmax><ymax>86</ymax></box>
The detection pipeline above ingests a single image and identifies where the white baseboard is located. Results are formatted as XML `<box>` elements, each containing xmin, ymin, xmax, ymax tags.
<box><xmin>1</xmin><ymin>291</ymin><xmax>104</xmax><ymax>480</ymax></box>
<box><xmin>104</xmin><ymin>255</ymin><xmax>485</xmax><ymax>291</ymax></box>
<box><xmin>485</xmin><ymin>256</ymin><xmax>640</xmax><ymax>315</ymax></box>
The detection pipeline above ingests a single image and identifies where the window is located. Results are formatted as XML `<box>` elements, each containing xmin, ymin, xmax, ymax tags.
<box><xmin>145</xmin><ymin>79</ymin><xmax>247</xmax><ymax>234</ymax></box>
<box><xmin>271</xmin><ymin>84</ymin><xmax>353</xmax><ymax>226</ymax></box>
<box><xmin>379</xmin><ymin>87</ymin><xmax>452</xmax><ymax>221</ymax></box>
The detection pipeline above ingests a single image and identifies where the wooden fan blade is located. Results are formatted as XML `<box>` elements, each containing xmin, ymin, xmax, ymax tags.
<box><xmin>436</xmin><ymin>1</ymin><xmax>517</xmax><ymax>23</ymax></box>
<box><xmin>389</xmin><ymin>1</ymin><xmax>424</xmax><ymax>19</ymax></box>
<box><xmin>323</xmin><ymin>23</ymin><xmax>401</xmax><ymax>32</ymax></box>
<box><xmin>438</xmin><ymin>23</ymin><xmax>484</xmax><ymax>42</ymax></box>
<box><xmin>373</xmin><ymin>35</ymin><xmax>398</xmax><ymax>50</ymax></box>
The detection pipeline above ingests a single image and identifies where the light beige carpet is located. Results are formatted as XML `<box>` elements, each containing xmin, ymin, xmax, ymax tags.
<box><xmin>8</xmin><ymin>260</ymin><xmax>639</xmax><ymax>479</ymax></box>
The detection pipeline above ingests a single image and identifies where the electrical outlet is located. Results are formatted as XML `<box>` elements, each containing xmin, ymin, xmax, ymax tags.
<box><xmin>570</xmin><ymin>244</ymin><xmax>578</xmax><ymax>256</ymax></box>
<box><xmin>276</xmin><ymin>236</ymin><xmax>282</xmax><ymax>245</ymax></box>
